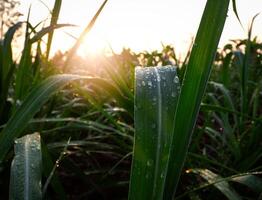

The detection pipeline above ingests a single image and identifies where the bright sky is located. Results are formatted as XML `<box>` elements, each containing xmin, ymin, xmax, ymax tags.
<box><xmin>19</xmin><ymin>0</ymin><xmax>262</xmax><ymax>57</ymax></box>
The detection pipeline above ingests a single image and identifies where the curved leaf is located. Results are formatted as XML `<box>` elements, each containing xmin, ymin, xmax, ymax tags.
<box><xmin>2</xmin><ymin>22</ymin><xmax>23</xmax><ymax>79</ymax></box>
<box><xmin>232</xmin><ymin>174</ymin><xmax>262</xmax><ymax>193</ymax></box>
<box><xmin>30</xmin><ymin>24</ymin><xmax>76</xmax><ymax>44</ymax></box>
<box><xmin>89</xmin><ymin>77</ymin><xmax>134</xmax><ymax>115</ymax></box>
<box><xmin>192</xmin><ymin>169</ymin><xmax>241</xmax><ymax>200</ymax></box>
<box><xmin>0</xmin><ymin>74</ymin><xmax>87</xmax><ymax>163</ymax></box>
<box><xmin>0</xmin><ymin>22</ymin><xmax>23</xmax><ymax>118</ymax></box>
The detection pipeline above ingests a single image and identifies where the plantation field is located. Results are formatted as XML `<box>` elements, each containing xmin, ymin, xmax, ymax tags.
<box><xmin>0</xmin><ymin>0</ymin><xmax>261</xmax><ymax>199</ymax></box>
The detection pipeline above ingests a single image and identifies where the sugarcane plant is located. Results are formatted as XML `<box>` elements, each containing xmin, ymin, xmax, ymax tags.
<box><xmin>2</xmin><ymin>0</ymin><xmax>262</xmax><ymax>199</ymax></box>
<box><xmin>129</xmin><ymin>0</ymin><xmax>231</xmax><ymax>199</ymax></box>
<box><xmin>0</xmin><ymin>0</ymin><xmax>109</xmax><ymax>198</ymax></box>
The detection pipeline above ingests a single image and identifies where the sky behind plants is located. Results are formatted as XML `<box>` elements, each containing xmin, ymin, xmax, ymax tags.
<box><xmin>19</xmin><ymin>0</ymin><xmax>262</xmax><ymax>57</ymax></box>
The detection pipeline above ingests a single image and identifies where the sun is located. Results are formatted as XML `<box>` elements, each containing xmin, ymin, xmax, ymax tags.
<box><xmin>77</xmin><ymin>30</ymin><xmax>110</xmax><ymax>57</ymax></box>
<box><xmin>50</xmin><ymin>28</ymin><xmax>112</xmax><ymax>58</ymax></box>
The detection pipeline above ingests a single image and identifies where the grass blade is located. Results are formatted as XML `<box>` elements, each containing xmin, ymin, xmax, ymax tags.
<box><xmin>0</xmin><ymin>22</ymin><xmax>23</xmax><ymax>120</ymax></box>
<box><xmin>14</xmin><ymin>10</ymin><xmax>32</xmax><ymax>102</ymax></box>
<box><xmin>165</xmin><ymin>0</ymin><xmax>230</xmax><ymax>198</ymax></box>
<box><xmin>46</xmin><ymin>0</ymin><xmax>62</xmax><ymax>59</ymax></box>
<box><xmin>9</xmin><ymin>132</ymin><xmax>42</xmax><ymax>200</ymax></box>
<box><xmin>232</xmin><ymin>174</ymin><xmax>262</xmax><ymax>193</ymax></box>
<box><xmin>191</xmin><ymin>169</ymin><xmax>241</xmax><ymax>200</ymax></box>
<box><xmin>1</xmin><ymin>22</ymin><xmax>22</xmax><ymax>79</ymax></box>
<box><xmin>129</xmin><ymin>66</ymin><xmax>179</xmax><ymax>199</ymax></box>
<box><xmin>63</xmin><ymin>0</ymin><xmax>108</xmax><ymax>71</ymax></box>
<box><xmin>41</xmin><ymin>142</ymin><xmax>67</xmax><ymax>200</ymax></box>
<box><xmin>87</xmin><ymin>77</ymin><xmax>134</xmax><ymax>115</ymax></box>
<box><xmin>176</xmin><ymin>171</ymin><xmax>262</xmax><ymax>199</ymax></box>
<box><xmin>30</xmin><ymin>23</ymin><xmax>75</xmax><ymax>44</ymax></box>
<box><xmin>232</xmin><ymin>0</ymin><xmax>243</xmax><ymax>27</ymax></box>
<box><xmin>240</xmin><ymin>13</ymin><xmax>259</xmax><ymax>131</ymax></box>
<box><xmin>0</xmin><ymin>74</ymin><xmax>88</xmax><ymax>163</ymax></box>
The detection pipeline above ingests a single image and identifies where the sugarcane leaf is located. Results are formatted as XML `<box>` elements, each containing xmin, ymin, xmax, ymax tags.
<box><xmin>129</xmin><ymin>66</ymin><xmax>180</xmax><ymax>199</ymax></box>
<box><xmin>176</xmin><ymin>171</ymin><xmax>262</xmax><ymax>199</ymax></box>
<box><xmin>191</xmin><ymin>169</ymin><xmax>241</xmax><ymax>200</ymax></box>
<box><xmin>164</xmin><ymin>0</ymin><xmax>230</xmax><ymax>198</ymax></box>
<box><xmin>232</xmin><ymin>0</ymin><xmax>243</xmax><ymax>27</ymax></box>
<box><xmin>232</xmin><ymin>174</ymin><xmax>262</xmax><ymax>193</ymax></box>
<box><xmin>2</xmin><ymin>22</ymin><xmax>23</xmax><ymax>81</ymax></box>
<box><xmin>30</xmin><ymin>24</ymin><xmax>76</xmax><ymax>44</ymax></box>
<box><xmin>9</xmin><ymin>132</ymin><xmax>42</xmax><ymax>200</ymax></box>
<box><xmin>0</xmin><ymin>74</ymin><xmax>87</xmax><ymax>163</ymax></box>
<box><xmin>88</xmin><ymin>77</ymin><xmax>134</xmax><ymax>115</ymax></box>
<box><xmin>41</xmin><ymin>142</ymin><xmax>67</xmax><ymax>200</ymax></box>
<box><xmin>46</xmin><ymin>0</ymin><xmax>62</xmax><ymax>59</ymax></box>
<box><xmin>63</xmin><ymin>0</ymin><xmax>108</xmax><ymax>70</ymax></box>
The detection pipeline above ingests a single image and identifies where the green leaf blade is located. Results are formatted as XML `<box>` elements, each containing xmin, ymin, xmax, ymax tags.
<box><xmin>129</xmin><ymin>66</ymin><xmax>179</xmax><ymax>200</ymax></box>
<box><xmin>232</xmin><ymin>174</ymin><xmax>262</xmax><ymax>193</ymax></box>
<box><xmin>0</xmin><ymin>74</ymin><xmax>88</xmax><ymax>163</ymax></box>
<box><xmin>2</xmin><ymin>22</ymin><xmax>23</xmax><ymax>79</ymax></box>
<box><xmin>9</xmin><ymin>132</ymin><xmax>42</xmax><ymax>200</ymax></box>
<box><xmin>63</xmin><ymin>0</ymin><xmax>108</xmax><ymax>71</ymax></box>
<box><xmin>165</xmin><ymin>0</ymin><xmax>230</xmax><ymax>198</ymax></box>
<box><xmin>192</xmin><ymin>169</ymin><xmax>242</xmax><ymax>200</ymax></box>
<box><xmin>46</xmin><ymin>0</ymin><xmax>63</xmax><ymax>59</ymax></box>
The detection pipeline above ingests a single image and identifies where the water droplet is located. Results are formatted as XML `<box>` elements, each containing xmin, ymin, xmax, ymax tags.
<box><xmin>142</xmin><ymin>81</ymin><xmax>146</xmax><ymax>86</ymax></box>
<box><xmin>171</xmin><ymin>92</ymin><xmax>176</xmax><ymax>97</ymax></box>
<box><xmin>148</xmin><ymin>81</ymin><xmax>152</xmax><ymax>87</ymax></box>
<box><xmin>152</xmin><ymin>98</ymin><xmax>157</xmax><ymax>105</ymax></box>
<box><xmin>160</xmin><ymin>172</ymin><xmax>165</xmax><ymax>179</ymax></box>
<box><xmin>147</xmin><ymin>160</ymin><xmax>153</xmax><ymax>167</ymax></box>
<box><xmin>16</xmin><ymin>100</ymin><xmax>22</xmax><ymax>107</ymax></box>
<box><xmin>173</xmin><ymin>76</ymin><xmax>179</xmax><ymax>83</ymax></box>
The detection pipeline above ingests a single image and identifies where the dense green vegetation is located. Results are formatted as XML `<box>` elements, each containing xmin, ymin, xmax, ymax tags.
<box><xmin>0</xmin><ymin>0</ymin><xmax>261</xmax><ymax>199</ymax></box>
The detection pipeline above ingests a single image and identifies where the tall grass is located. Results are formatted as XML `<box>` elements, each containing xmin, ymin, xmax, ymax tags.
<box><xmin>0</xmin><ymin>0</ymin><xmax>261</xmax><ymax>199</ymax></box>
<box><xmin>129</xmin><ymin>0</ymin><xmax>230</xmax><ymax>199</ymax></box>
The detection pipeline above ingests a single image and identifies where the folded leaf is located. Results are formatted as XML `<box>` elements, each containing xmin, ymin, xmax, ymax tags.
<box><xmin>129</xmin><ymin>66</ymin><xmax>179</xmax><ymax>199</ymax></box>
<box><xmin>9</xmin><ymin>132</ymin><xmax>42</xmax><ymax>200</ymax></box>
